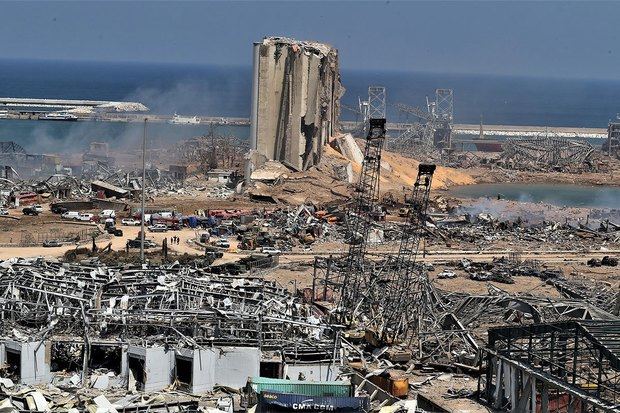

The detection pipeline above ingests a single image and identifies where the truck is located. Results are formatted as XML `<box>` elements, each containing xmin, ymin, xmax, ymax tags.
<box><xmin>77</xmin><ymin>213</ymin><xmax>94</xmax><ymax>222</ymax></box>
<box><xmin>214</xmin><ymin>237</ymin><xmax>230</xmax><ymax>249</ymax></box>
<box><xmin>22</xmin><ymin>207</ymin><xmax>39</xmax><ymax>216</ymax></box>
<box><xmin>127</xmin><ymin>239</ymin><xmax>157</xmax><ymax>249</ymax></box>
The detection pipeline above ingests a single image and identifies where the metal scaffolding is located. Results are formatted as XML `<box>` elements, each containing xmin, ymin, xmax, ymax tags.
<box><xmin>501</xmin><ymin>132</ymin><xmax>595</xmax><ymax>171</ymax></box>
<box><xmin>0</xmin><ymin>141</ymin><xmax>27</xmax><ymax>154</ymax></box>
<box><xmin>390</xmin><ymin>103</ymin><xmax>437</xmax><ymax>156</ymax></box>
<box><xmin>368</xmin><ymin>86</ymin><xmax>386</xmax><ymax>120</ymax></box>
<box><xmin>374</xmin><ymin>164</ymin><xmax>436</xmax><ymax>340</ymax></box>
<box><xmin>484</xmin><ymin>321</ymin><xmax>620</xmax><ymax>412</ymax></box>
<box><xmin>434</xmin><ymin>89</ymin><xmax>454</xmax><ymax>123</ymax></box>
<box><xmin>607</xmin><ymin>122</ymin><xmax>620</xmax><ymax>159</ymax></box>
<box><xmin>390</xmin><ymin>89</ymin><xmax>454</xmax><ymax>155</ymax></box>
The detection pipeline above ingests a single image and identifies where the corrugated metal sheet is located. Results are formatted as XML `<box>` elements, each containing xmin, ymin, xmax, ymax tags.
<box><xmin>248</xmin><ymin>377</ymin><xmax>351</xmax><ymax>397</ymax></box>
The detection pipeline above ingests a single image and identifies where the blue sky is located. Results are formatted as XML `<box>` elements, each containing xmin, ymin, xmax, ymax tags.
<box><xmin>1</xmin><ymin>1</ymin><xmax>619</xmax><ymax>79</ymax></box>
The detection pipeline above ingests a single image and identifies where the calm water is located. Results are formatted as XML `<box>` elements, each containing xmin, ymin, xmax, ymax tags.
<box><xmin>1</xmin><ymin>58</ymin><xmax>620</xmax><ymax>152</ymax></box>
<box><xmin>450</xmin><ymin>183</ymin><xmax>620</xmax><ymax>209</ymax></box>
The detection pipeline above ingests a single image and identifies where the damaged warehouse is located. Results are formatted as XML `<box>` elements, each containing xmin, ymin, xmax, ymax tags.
<box><xmin>0</xmin><ymin>258</ymin><xmax>345</xmax><ymax>409</ymax></box>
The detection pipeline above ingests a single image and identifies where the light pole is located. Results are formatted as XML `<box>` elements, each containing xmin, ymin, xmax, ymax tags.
<box><xmin>140</xmin><ymin>118</ymin><xmax>147</xmax><ymax>263</ymax></box>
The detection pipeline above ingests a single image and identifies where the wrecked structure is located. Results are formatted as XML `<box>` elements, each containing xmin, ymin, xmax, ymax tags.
<box><xmin>484</xmin><ymin>320</ymin><xmax>620</xmax><ymax>412</ymax></box>
<box><xmin>249</xmin><ymin>37</ymin><xmax>342</xmax><ymax>172</ymax></box>
<box><xmin>607</xmin><ymin>121</ymin><xmax>620</xmax><ymax>159</ymax></box>
<box><xmin>501</xmin><ymin>133</ymin><xmax>596</xmax><ymax>172</ymax></box>
<box><xmin>0</xmin><ymin>141</ymin><xmax>64</xmax><ymax>178</ymax></box>
<box><xmin>176</xmin><ymin>133</ymin><xmax>248</xmax><ymax>173</ymax></box>
<box><xmin>0</xmin><ymin>258</ymin><xmax>341</xmax><ymax>401</ymax></box>
<box><xmin>389</xmin><ymin>89</ymin><xmax>454</xmax><ymax>157</ymax></box>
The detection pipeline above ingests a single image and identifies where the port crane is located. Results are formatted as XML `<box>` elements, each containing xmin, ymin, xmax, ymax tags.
<box><xmin>375</xmin><ymin>163</ymin><xmax>436</xmax><ymax>340</ymax></box>
<box><xmin>339</xmin><ymin>118</ymin><xmax>387</xmax><ymax>316</ymax></box>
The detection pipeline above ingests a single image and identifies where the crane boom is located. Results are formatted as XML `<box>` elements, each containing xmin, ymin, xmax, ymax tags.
<box><xmin>339</xmin><ymin>118</ymin><xmax>387</xmax><ymax>316</ymax></box>
<box><xmin>376</xmin><ymin>163</ymin><xmax>436</xmax><ymax>340</ymax></box>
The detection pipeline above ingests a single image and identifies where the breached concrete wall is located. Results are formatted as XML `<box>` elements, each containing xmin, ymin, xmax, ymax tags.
<box><xmin>250</xmin><ymin>37</ymin><xmax>342</xmax><ymax>172</ymax></box>
<box><xmin>1</xmin><ymin>341</ymin><xmax>52</xmax><ymax>385</ymax></box>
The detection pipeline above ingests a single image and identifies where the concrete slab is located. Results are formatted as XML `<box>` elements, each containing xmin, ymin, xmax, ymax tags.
<box><xmin>284</xmin><ymin>363</ymin><xmax>344</xmax><ymax>382</ymax></box>
<box><xmin>214</xmin><ymin>347</ymin><xmax>260</xmax><ymax>389</ymax></box>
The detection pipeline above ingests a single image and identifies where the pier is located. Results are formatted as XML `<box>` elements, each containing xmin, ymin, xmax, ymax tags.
<box><xmin>0</xmin><ymin>105</ymin><xmax>608</xmax><ymax>140</ymax></box>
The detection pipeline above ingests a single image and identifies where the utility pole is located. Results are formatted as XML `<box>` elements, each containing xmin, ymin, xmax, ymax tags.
<box><xmin>140</xmin><ymin>118</ymin><xmax>147</xmax><ymax>263</ymax></box>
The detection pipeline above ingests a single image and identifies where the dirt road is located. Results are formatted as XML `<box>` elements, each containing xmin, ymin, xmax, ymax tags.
<box><xmin>0</xmin><ymin>226</ymin><xmax>240</xmax><ymax>260</ymax></box>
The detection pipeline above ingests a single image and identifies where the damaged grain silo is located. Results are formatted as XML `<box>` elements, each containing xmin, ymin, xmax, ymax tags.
<box><xmin>248</xmin><ymin>37</ymin><xmax>342</xmax><ymax>172</ymax></box>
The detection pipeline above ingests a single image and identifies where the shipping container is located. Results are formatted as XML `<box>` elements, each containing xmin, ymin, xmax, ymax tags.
<box><xmin>248</xmin><ymin>377</ymin><xmax>352</xmax><ymax>397</ymax></box>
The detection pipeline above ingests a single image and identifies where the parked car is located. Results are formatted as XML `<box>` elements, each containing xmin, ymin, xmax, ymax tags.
<box><xmin>148</xmin><ymin>224</ymin><xmax>168</xmax><ymax>232</ymax></box>
<box><xmin>32</xmin><ymin>204</ymin><xmax>44</xmax><ymax>213</ymax></box>
<box><xmin>261</xmin><ymin>246</ymin><xmax>282</xmax><ymax>255</ymax></box>
<box><xmin>214</xmin><ymin>238</ymin><xmax>230</xmax><ymax>249</ymax></box>
<box><xmin>121</xmin><ymin>218</ymin><xmax>140</xmax><ymax>226</ymax></box>
<box><xmin>61</xmin><ymin>211</ymin><xmax>81</xmax><ymax>220</ymax></box>
<box><xmin>43</xmin><ymin>239</ymin><xmax>62</xmax><ymax>247</ymax></box>
<box><xmin>51</xmin><ymin>205</ymin><xmax>68</xmax><ymax>214</ymax></box>
<box><xmin>0</xmin><ymin>208</ymin><xmax>8</xmax><ymax>216</ymax></box>
<box><xmin>22</xmin><ymin>207</ymin><xmax>39</xmax><ymax>216</ymax></box>
<box><xmin>106</xmin><ymin>227</ymin><xmax>123</xmax><ymax>236</ymax></box>
<box><xmin>77</xmin><ymin>213</ymin><xmax>94</xmax><ymax>222</ymax></box>
<box><xmin>127</xmin><ymin>239</ymin><xmax>157</xmax><ymax>248</ymax></box>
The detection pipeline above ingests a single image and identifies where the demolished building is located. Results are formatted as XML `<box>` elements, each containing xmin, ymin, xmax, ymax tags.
<box><xmin>0</xmin><ymin>258</ymin><xmax>342</xmax><ymax>399</ymax></box>
<box><xmin>248</xmin><ymin>37</ymin><xmax>342</xmax><ymax>172</ymax></box>
<box><xmin>501</xmin><ymin>134</ymin><xmax>596</xmax><ymax>172</ymax></box>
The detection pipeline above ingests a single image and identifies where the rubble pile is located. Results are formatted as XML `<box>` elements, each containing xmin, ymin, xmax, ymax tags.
<box><xmin>450</xmin><ymin>257</ymin><xmax>562</xmax><ymax>284</ymax></box>
<box><xmin>0</xmin><ymin>257</ymin><xmax>344</xmax><ymax>411</ymax></box>
<box><xmin>0</xmin><ymin>257</ymin><xmax>335</xmax><ymax>350</ymax></box>
<box><xmin>434</xmin><ymin>214</ymin><xmax>620</xmax><ymax>250</ymax></box>
<box><xmin>0</xmin><ymin>174</ymin><xmax>90</xmax><ymax>206</ymax></box>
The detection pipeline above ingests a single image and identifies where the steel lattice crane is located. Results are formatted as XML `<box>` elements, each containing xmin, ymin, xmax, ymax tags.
<box><xmin>339</xmin><ymin>118</ymin><xmax>387</xmax><ymax>316</ymax></box>
<box><xmin>374</xmin><ymin>164</ymin><xmax>436</xmax><ymax>340</ymax></box>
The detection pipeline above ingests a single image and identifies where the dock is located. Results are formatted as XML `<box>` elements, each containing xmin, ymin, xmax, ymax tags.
<box><xmin>0</xmin><ymin>109</ymin><xmax>608</xmax><ymax>140</ymax></box>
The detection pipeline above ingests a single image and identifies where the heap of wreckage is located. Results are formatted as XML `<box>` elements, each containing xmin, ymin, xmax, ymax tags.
<box><xmin>500</xmin><ymin>134</ymin><xmax>596</xmax><ymax>172</ymax></box>
<box><xmin>0</xmin><ymin>257</ymin><xmax>344</xmax><ymax>413</ymax></box>
<box><xmin>0</xmin><ymin>163</ymin><xmax>239</xmax><ymax>210</ymax></box>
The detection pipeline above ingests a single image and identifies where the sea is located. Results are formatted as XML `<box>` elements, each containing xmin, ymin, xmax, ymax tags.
<box><xmin>1</xmin><ymin>58</ymin><xmax>619</xmax><ymax>153</ymax></box>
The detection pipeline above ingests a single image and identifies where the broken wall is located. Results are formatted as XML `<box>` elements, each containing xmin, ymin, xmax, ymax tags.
<box><xmin>251</xmin><ymin>36</ymin><xmax>342</xmax><ymax>172</ymax></box>
<box><xmin>1</xmin><ymin>341</ymin><xmax>52</xmax><ymax>385</ymax></box>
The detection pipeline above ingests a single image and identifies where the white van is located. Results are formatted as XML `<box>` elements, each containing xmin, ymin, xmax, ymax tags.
<box><xmin>61</xmin><ymin>211</ymin><xmax>80</xmax><ymax>220</ymax></box>
<box><xmin>99</xmin><ymin>209</ymin><xmax>116</xmax><ymax>219</ymax></box>
<box><xmin>78</xmin><ymin>213</ymin><xmax>94</xmax><ymax>222</ymax></box>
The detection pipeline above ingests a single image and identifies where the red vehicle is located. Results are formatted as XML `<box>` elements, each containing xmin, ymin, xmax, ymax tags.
<box><xmin>208</xmin><ymin>209</ymin><xmax>251</xmax><ymax>219</ymax></box>
<box><xmin>152</xmin><ymin>216</ymin><xmax>181</xmax><ymax>230</ymax></box>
